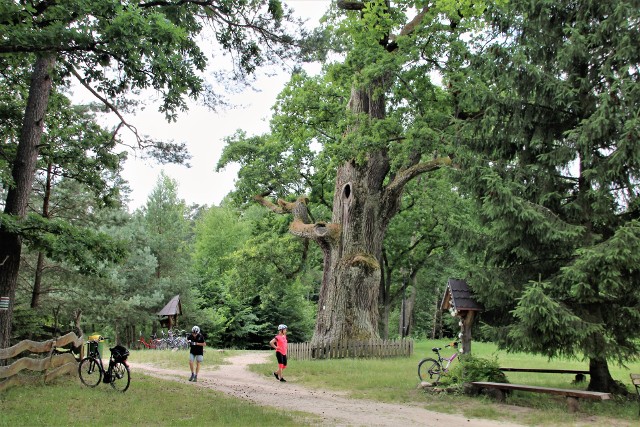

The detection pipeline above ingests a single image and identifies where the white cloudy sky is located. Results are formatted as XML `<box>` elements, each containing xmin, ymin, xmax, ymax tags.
<box><xmin>109</xmin><ymin>1</ymin><xmax>331</xmax><ymax>211</ymax></box>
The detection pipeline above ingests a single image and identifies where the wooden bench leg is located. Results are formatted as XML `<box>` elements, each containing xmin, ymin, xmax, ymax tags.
<box><xmin>482</xmin><ymin>388</ymin><xmax>506</xmax><ymax>402</ymax></box>
<box><xmin>566</xmin><ymin>396</ymin><xmax>579</xmax><ymax>413</ymax></box>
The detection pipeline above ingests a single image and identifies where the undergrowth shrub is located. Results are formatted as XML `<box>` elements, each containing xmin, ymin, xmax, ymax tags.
<box><xmin>439</xmin><ymin>354</ymin><xmax>508</xmax><ymax>387</ymax></box>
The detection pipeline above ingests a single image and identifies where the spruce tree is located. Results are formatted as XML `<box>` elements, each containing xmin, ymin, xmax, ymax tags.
<box><xmin>457</xmin><ymin>0</ymin><xmax>640</xmax><ymax>393</ymax></box>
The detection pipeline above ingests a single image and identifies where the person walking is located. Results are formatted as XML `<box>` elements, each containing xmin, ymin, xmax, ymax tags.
<box><xmin>188</xmin><ymin>325</ymin><xmax>206</xmax><ymax>382</ymax></box>
<box><xmin>269</xmin><ymin>324</ymin><xmax>288</xmax><ymax>382</ymax></box>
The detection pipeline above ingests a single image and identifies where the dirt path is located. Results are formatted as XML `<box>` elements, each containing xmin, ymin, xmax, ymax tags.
<box><xmin>129</xmin><ymin>351</ymin><xmax>524</xmax><ymax>427</ymax></box>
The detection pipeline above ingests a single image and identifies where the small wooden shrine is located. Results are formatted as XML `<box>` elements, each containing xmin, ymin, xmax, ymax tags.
<box><xmin>157</xmin><ymin>295</ymin><xmax>182</xmax><ymax>329</ymax></box>
<box><xmin>441</xmin><ymin>278</ymin><xmax>483</xmax><ymax>354</ymax></box>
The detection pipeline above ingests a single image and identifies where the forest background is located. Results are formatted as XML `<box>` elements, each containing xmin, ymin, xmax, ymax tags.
<box><xmin>1</xmin><ymin>0</ymin><xmax>638</xmax><ymax>395</ymax></box>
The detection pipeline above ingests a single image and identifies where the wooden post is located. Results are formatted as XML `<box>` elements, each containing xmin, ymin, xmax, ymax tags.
<box><xmin>460</xmin><ymin>310</ymin><xmax>475</xmax><ymax>354</ymax></box>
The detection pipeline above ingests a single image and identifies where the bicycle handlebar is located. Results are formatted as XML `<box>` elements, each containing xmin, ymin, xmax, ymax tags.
<box><xmin>432</xmin><ymin>341</ymin><xmax>460</xmax><ymax>353</ymax></box>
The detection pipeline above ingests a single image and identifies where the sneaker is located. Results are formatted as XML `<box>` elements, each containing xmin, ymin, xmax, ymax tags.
<box><xmin>189</xmin><ymin>373</ymin><xmax>194</xmax><ymax>381</ymax></box>
<box><xmin>193</xmin><ymin>375</ymin><xmax>197</xmax><ymax>382</ymax></box>
<box><xmin>280</xmin><ymin>378</ymin><xmax>286</xmax><ymax>382</ymax></box>
<box><xmin>273</xmin><ymin>372</ymin><xmax>279</xmax><ymax>380</ymax></box>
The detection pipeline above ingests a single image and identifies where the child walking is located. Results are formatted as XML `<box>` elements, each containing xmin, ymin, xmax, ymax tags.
<box><xmin>269</xmin><ymin>324</ymin><xmax>288</xmax><ymax>382</ymax></box>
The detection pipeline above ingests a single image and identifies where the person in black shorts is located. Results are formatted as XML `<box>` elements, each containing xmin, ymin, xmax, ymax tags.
<box><xmin>188</xmin><ymin>325</ymin><xmax>206</xmax><ymax>382</ymax></box>
<box><xmin>269</xmin><ymin>324</ymin><xmax>288</xmax><ymax>382</ymax></box>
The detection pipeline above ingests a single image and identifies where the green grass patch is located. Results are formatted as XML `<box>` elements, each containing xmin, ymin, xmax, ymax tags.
<box><xmin>0</xmin><ymin>369</ymin><xmax>316</xmax><ymax>426</ymax></box>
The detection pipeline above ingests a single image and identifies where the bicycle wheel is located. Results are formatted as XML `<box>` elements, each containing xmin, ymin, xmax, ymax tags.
<box><xmin>418</xmin><ymin>358</ymin><xmax>442</xmax><ymax>384</ymax></box>
<box><xmin>110</xmin><ymin>362</ymin><xmax>130</xmax><ymax>392</ymax></box>
<box><xmin>78</xmin><ymin>357</ymin><xmax>102</xmax><ymax>387</ymax></box>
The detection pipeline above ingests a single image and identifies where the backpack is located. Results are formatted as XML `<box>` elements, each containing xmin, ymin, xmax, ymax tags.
<box><xmin>111</xmin><ymin>345</ymin><xmax>129</xmax><ymax>363</ymax></box>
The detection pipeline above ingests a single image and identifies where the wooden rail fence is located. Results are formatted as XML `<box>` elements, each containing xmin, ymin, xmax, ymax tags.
<box><xmin>288</xmin><ymin>338</ymin><xmax>413</xmax><ymax>360</ymax></box>
<box><xmin>0</xmin><ymin>331</ymin><xmax>84</xmax><ymax>392</ymax></box>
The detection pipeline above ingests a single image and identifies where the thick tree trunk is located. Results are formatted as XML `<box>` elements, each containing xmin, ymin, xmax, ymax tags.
<box><xmin>587</xmin><ymin>357</ymin><xmax>626</xmax><ymax>394</ymax></box>
<box><xmin>0</xmin><ymin>54</ymin><xmax>55</xmax><ymax>350</ymax></box>
<box><xmin>311</xmin><ymin>82</ymin><xmax>397</xmax><ymax>347</ymax></box>
<box><xmin>312</xmin><ymin>160</ymin><xmax>386</xmax><ymax>345</ymax></box>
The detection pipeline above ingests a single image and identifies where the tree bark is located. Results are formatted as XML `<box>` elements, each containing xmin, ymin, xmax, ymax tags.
<box><xmin>0</xmin><ymin>54</ymin><xmax>56</xmax><ymax>350</ymax></box>
<box><xmin>311</xmin><ymin>82</ymin><xmax>392</xmax><ymax>346</ymax></box>
<box><xmin>588</xmin><ymin>357</ymin><xmax>626</xmax><ymax>394</ymax></box>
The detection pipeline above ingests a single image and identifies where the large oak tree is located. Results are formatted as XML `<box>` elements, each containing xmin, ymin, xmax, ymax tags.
<box><xmin>219</xmin><ymin>0</ymin><xmax>477</xmax><ymax>347</ymax></box>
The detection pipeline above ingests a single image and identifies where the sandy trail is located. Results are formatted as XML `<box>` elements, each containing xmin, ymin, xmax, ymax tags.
<box><xmin>129</xmin><ymin>351</ymin><xmax>524</xmax><ymax>427</ymax></box>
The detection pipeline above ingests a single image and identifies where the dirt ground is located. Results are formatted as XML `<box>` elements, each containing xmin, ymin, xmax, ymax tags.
<box><xmin>128</xmin><ymin>352</ymin><xmax>630</xmax><ymax>427</ymax></box>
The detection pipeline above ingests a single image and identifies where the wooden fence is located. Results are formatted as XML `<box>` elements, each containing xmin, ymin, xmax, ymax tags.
<box><xmin>0</xmin><ymin>331</ymin><xmax>84</xmax><ymax>392</ymax></box>
<box><xmin>288</xmin><ymin>338</ymin><xmax>413</xmax><ymax>360</ymax></box>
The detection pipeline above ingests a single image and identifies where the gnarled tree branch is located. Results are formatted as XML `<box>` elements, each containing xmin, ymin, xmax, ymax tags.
<box><xmin>254</xmin><ymin>195</ymin><xmax>341</xmax><ymax>243</ymax></box>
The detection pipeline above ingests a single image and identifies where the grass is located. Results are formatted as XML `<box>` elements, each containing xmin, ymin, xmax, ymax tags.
<box><xmin>251</xmin><ymin>339</ymin><xmax>640</xmax><ymax>425</ymax></box>
<box><xmin>2</xmin><ymin>341</ymin><xmax>639</xmax><ymax>426</ymax></box>
<box><xmin>0</xmin><ymin>348</ymin><xmax>317</xmax><ymax>427</ymax></box>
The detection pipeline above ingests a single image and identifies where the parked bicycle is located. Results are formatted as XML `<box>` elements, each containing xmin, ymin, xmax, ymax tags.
<box><xmin>78</xmin><ymin>336</ymin><xmax>130</xmax><ymax>392</ymax></box>
<box><xmin>165</xmin><ymin>328</ymin><xmax>189</xmax><ymax>350</ymax></box>
<box><xmin>418</xmin><ymin>341</ymin><xmax>460</xmax><ymax>384</ymax></box>
<box><xmin>138</xmin><ymin>331</ymin><xmax>161</xmax><ymax>350</ymax></box>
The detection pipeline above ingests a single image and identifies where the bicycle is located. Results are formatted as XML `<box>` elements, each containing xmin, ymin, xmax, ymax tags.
<box><xmin>138</xmin><ymin>331</ymin><xmax>161</xmax><ymax>350</ymax></box>
<box><xmin>78</xmin><ymin>336</ymin><xmax>131</xmax><ymax>392</ymax></box>
<box><xmin>418</xmin><ymin>341</ymin><xmax>460</xmax><ymax>384</ymax></box>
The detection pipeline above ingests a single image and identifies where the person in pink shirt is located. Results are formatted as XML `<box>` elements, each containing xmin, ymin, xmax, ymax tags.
<box><xmin>269</xmin><ymin>324</ymin><xmax>288</xmax><ymax>382</ymax></box>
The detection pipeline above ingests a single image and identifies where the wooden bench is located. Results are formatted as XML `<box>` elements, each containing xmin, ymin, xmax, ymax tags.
<box><xmin>631</xmin><ymin>374</ymin><xmax>640</xmax><ymax>416</ymax></box>
<box><xmin>499</xmin><ymin>367</ymin><xmax>589</xmax><ymax>374</ymax></box>
<box><xmin>499</xmin><ymin>367</ymin><xmax>589</xmax><ymax>383</ymax></box>
<box><xmin>472</xmin><ymin>381</ymin><xmax>611</xmax><ymax>413</ymax></box>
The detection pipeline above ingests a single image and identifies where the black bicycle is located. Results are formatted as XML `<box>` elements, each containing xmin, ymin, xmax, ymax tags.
<box><xmin>78</xmin><ymin>336</ymin><xmax>130</xmax><ymax>392</ymax></box>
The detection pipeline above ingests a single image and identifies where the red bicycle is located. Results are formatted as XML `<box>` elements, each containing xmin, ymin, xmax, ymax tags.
<box><xmin>138</xmin><ymin>332</ymin><xmax>160</xmax><ymax>349</ymax></box>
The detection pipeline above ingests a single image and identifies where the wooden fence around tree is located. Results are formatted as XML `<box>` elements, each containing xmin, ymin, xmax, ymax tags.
<box><xmin>0</xmin><ymin>331</ymin><xmax>84</xmax><ymax>392</ymax></box>
<box><xmin>288</xmin><ymin>338</ymin><xmax>413</xmax><ymax>360</ymax></box>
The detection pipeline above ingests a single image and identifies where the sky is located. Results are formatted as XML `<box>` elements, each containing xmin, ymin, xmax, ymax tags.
<box><xmin>113</xmin><ymin>1</ymin><xmax>332</xmax><ymax>211</ymax></box>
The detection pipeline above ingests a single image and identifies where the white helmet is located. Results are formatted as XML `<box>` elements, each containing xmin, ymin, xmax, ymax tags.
<box><xmin>192</xmin><ymin>325</ymin><xmax>200</xmax><ymax>334</ymax></box>
<box><xmin>278</xmin><ymin>324</ymin><xmax>287</xmax><ymax>331</ymax></box>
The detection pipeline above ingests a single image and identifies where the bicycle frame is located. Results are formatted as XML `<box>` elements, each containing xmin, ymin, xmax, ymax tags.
<box><xmin>437</xmin><ymin>349</ymin><xmax>459</xmax><ymax>374</ymax></box>
<box><xmin>138</xmin><ymin>332</ymin><xmax>159</xmax><ymax>349</ymax></box>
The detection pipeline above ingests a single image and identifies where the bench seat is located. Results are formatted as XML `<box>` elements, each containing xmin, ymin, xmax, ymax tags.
<box><xmin>471</xmin><ymin>381</ymin><xmax>611</xmax><ymax>412</ymax></box>
<box><xmin>499</xmin><ymin>368</ymin><xmax>589</xmax><ymax>374</ymax></box>
<box><xmin>631</xmin><ymin>374</ymin><xmax>640</xmax><ymax>416</ymax></box>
